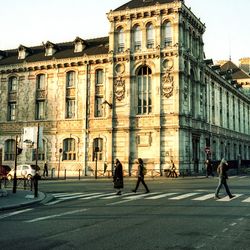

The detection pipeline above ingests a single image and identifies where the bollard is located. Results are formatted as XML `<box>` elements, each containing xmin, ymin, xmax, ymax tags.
<box><xmin>33</xmin><ymin>173</ymin><xmax>40</xmax><ymax>198</ymax></box>
<box><xmin>79</xmin><ymin>169</ymin><xmax>81</xmax><ymax>180</ymax></box>
<box><xmin>64</xmin><ymin>169</ymin><xmax>66</xmax><ymax>180</ymax></box>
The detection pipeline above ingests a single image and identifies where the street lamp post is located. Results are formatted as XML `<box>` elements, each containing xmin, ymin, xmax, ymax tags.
<box><xmin>58</xmin><ymin>148</ymin><xmax>62</xmax><ymax>179</ymax></box>
<box><xmin>13</xmin><ymin>135</ymin><xmax>19</xmax><ymax>193</ymax></box>
<box><xmin>95</xmin><ymin>147</ymin><xmax>99</xmax><ymax>179</ymax></box>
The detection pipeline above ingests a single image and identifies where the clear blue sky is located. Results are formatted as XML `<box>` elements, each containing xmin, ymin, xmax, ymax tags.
<box><xmin>1</xmin><ymin>0</ymin><xmax>249</xmax><ymax>64</ymax></box>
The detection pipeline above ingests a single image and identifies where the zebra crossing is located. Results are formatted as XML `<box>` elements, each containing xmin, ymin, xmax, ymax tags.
<box><xmin>46</xmin><ymin>190</ymin><xmax>250</xmax><ymax>206</ymax></box>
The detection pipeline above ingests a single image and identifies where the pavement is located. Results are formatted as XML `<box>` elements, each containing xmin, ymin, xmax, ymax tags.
<box><xmin>0</xmin><ymin>188</ymin><xmax>48</xmax><ymax>211</ymax></box>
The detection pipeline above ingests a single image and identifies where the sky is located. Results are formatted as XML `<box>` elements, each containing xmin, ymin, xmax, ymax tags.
<box><xmin>0</xmin><ymin>0</ymin><xmax>249</xmax><ymax>64</ymax></box>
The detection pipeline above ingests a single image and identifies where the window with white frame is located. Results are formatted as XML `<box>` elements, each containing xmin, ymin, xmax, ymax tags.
<box><xmin>146</xmin><ymin>23</ymin><xmax>154</xmax><ymax>48</ymax></box>
<box><xmin>133</xmin><ymin>25</ymin><xmax>142</xmax><ymax>51</ymax></box>
<box><xmin>4</xmin><ymin>139</ymin><xmax>15</xmax><ymax>161</ymax></box>
<box><xmin>8</xmin><ymin>76</ymin><xmax>17</xmax><ymax>92</ymax></box>
<box><xmin>63</xmin><ymin>138</ymin><xmax>76</xmax><ymax>160</ymax></box>
<box><xmin>94</xmin><ymin>69</ymin><xmax>104</xmax><ymax>117</ymax></box>
<box><xmin>36</xmin><ymin>100</ymin><xmax>45</xmax><ymax>120</ymax></box>
<box><xmin>66</xmin><ymin>99</ymin><xmax>75</xmax><ymax>118</ymax></box>
<box><xmin>163</xmin><ymin>21</ymin><xmax>172</xmax><ymax>47</ymax></box>
<box><xmin>137</xmin><ymin>66</ymin><xmax>152</xmax><ymax>114</ymax></box>
<box><xmin>94</xmin><ymin>97</ymin><xmax>103</xmax><ymax>117</ymax></box>
<box><xmin>32</xmin><ymin>139</ymin><xmax>45</xmax><ymax>161</ymax></box>
<box><xmin>7</xmin><ymin>103</ymin><xmax>16</xmax><ymax>121</ymax></box>
<box><xmin>92</xmin><ymin>138</ymin><xmax>103</xmax><ymax>161</ymax></box>
<box><xmin>96</xmin><ymin>69</ymin><xmax>103</xmax><ymax>85</ymax></box>
<box><xmin>66</xmin><ymin>71</ymin><xmax>76</xmax><ymax>87</ymax></box>
<box><xmin>36</xmin><ymin>74</ymin><xmax>45</xmax><ymax>89</ymax></box>
<box><xmin>117</xmin><ymin>27</ymin><xmax>125</xmax><ymax>52</ymax></box>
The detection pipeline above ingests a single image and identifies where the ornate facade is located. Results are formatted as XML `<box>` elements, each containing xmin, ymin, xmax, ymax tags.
<box><xmin>1</xmin><ymin>0</ymin><xmax>250</xmax><ymax>176</ymax></box>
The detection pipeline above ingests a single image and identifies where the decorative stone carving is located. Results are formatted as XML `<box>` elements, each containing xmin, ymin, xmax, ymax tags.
<box><xmin>115</xmin><ymin>63</ymin><xmax>125</xmax><ymax>75</ymax></box>
<box><xmin>162</xmin><ymin>73</ymin><xmax>174</xmax><ymax>98</ymax></box>
<box><xmin>114</xmin><ymin>77</ymin><xmax>125</xmax><ymax>101</ymax></box>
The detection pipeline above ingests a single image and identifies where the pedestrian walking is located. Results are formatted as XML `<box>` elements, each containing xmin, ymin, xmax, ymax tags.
<box><xmin>132</xmin><ymin>158</ymin><xmax>150</xmax><ymax>193</ymax></box>
<box><xmin>214</xmin><ymin>158</ymin><xmax>235</xmax><ymax>199</ymax></box>
<box><xmin>43</xmin><ymin>162</ymin><xmax>48</xmax><ymax>177</ymax></box>
<box><xmin>205</xmin><ymin>159</ymin><xmax>214</xmax><ymax>177</ymax></box>
<box><xmin>168</xmin><ymin>160</ymin><xmax>178</xmax><ymax>178</ymax></box>
<box><xmin>113</xmin><ymin>159</ymin><xmax>123</xmax><ymax>195</ymax></box>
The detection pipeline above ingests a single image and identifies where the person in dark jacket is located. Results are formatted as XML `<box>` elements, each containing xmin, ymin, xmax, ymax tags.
<box><xmin>214</xmin><ymin>158</ymin><xmax>235</xmax><ymax>199</ymax></box>
<box><xmin>113</xmin><ymin>159</ymin><xmax>123</xmax><ymax>195</ymax></box>
<box><xmin>43</xmin><ymin>162</ymin><xmax>48</xmax><ymax>177</ymax></box>
<box><xmin>205</xmin><ymin>159</ymin><xmax>214</xmax><ymax>177</ymax></box>
<box><xmin>132</xmin><ymin>158</ymin><xmax>150</xmax><ymax>193</ymax></box>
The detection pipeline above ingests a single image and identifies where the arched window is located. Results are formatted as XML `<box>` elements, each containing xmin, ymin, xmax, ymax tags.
<box><xmin>163</xmin><ymin>21</ymin><xmax>172</xmax><ymax>47</ymax></box>
<box><xmin>36</xmin><ymin>74</ymin><xmax>45</xmax><ymax>90</ymax></box>
<box><xmin>117</xmin><ymin>27</ymin><xmax>125</xmax><ymax>52</ymax></box>
<box><xmin>133</xmin><ymin>25</ymin><xmax>142</xmax><ymax>51</ymax></box>
<box><xmin>8</xmin><ymin>76</ymin><xmax>17</xmax><ymax>92</ymax></box>
<box><xmin>146</xmin><ymin>23</ymin><xmax>154</xmax><ymax>48</ymax></box>
<box><xmin>63</xmin><ymin>138</ymin><xmax>76</xmax><ymax>160</ymax></box>
<box><xmin>137</xmin><ymin>66</ymin><xmax>152</xmax><ymax>114</ymax></box>
<box><xmin>4</xmin><ymin>139</ymin><xmax>15</xmax><ymax>161</ymax></box>
<box><xmin>66</xmin><ymin>71</ymin><xmax>75</xmax><ymax>88</ymax></box>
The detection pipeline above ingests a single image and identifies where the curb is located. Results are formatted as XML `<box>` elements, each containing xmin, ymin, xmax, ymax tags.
<box><xmin>0</xmin><ymin>191</ymin><xmax>49</xmax><ymax>211</ymax></box>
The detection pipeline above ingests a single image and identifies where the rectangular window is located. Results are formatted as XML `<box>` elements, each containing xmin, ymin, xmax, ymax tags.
<box><xmin>4</xmin><ymin>140</ymin><xmax>15</xmax><ymax>161</ymax></box>
<box><xmin>66</xmin><ymin>99</ymin><xmax>75</xmax><ymax>118</ymax></box>
<box><xmin>36</xmin><ymin>101</ymin><xmax>45</xmax><ymax>120</ymax></box>
<box><xmin>95</xmin><ymin>97</ymin><xmax>103</xmax><ymax>117</ymax></box>
<box><xmin>7</xmin><ymin>103</ymin><xmax>16</xmax><ymax>121</ymax></box>
<box><xmin>63</xmin><ymin>139</ymin><xmax>76</xmax><ymax>161</ymax></box>
<box><xmin>66</xmin><ymin>71</ymin><xmax>75</xmax><ymax>87</ymax></box>
<box><xmin>137</xmin><ymin>76</ymin><xmax>152</xmax><ymax>114</ymax></box>
<box><xmin>37</xmin><ymin>74</ymin><xmax>45</xmax><ymax>90</ymax></box>
<box><xmin>9</xmin><ymin>78</ymin><xmax>17</xmax><ymax>92</ymax></box>
<box><xmin>96</xmin><ymin>70</ymin><xmax>104</xmax><ymax>85</ymax></box>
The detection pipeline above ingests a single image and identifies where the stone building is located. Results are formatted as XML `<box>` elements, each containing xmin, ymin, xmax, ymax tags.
<box><xmin>1</xmin><ymin>0</ymin><xmax>250</xmax><ymax>176</ymax></box>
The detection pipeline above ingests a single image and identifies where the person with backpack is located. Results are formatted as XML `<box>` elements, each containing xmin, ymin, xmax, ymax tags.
<box><xmin>214</xmin><ymin>158</ymin><xmax>235</xmax><ymax>199</ymax></box>
<box><xmin>132</xmin><ymin>158</ymin><xmax>150</xmax><ymax>193</ymax></box>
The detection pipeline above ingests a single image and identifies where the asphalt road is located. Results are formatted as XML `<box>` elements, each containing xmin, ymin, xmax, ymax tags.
<box><xmin>1</xmin><ymin>176</ymin><xmax>250</xmax><ymax>250</ymax></box>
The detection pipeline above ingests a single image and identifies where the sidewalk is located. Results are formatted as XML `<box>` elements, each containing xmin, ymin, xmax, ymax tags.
<box><xmin>0</xmin><ymin>189</ymin><xmax>46</xmax><ymax>211</ymax></box>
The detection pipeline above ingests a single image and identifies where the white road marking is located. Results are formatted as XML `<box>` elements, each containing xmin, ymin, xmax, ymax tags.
<box><xmin>25</xmin><ymin>208</ymin><xmax>88</xmax><ymax>223</ymax></box>
<box><xmin>101</xmin><ymin>192</ymin><xmax>134</xmax><ymax>199</ymax></box>
<box><xmin>124</xmin><ymin>192</ymin><xmax>160</xmax><ymax>200</ymax></box>
<box><xmin>145</xmin><ymin>193</ymin><xmax>177</xmax><ymax>200</ymax></box>
<box><xmin>80</xmin><ymin>193</ymin><xmax>115</xmax><ymax>200</ymax></box>
<box><xmin>58</xmin><ymin>193</ymin><xmax>101</xmax><ymax>200</ymax></box>
<box><xmin>242</xmin><ymin>197</ymin><xmax>250</xmax><ymax>203</ymax></box>
<box><xmin>106</xmin><ymin>199</ymin><xmax>134</xmax><ymax>206</ymax></box>
<box><xmin>169</xmin><ymin>193</ymin><xmax>199</xmax><ymax>200</ymax></box>
<box><xmin>0</xmin><ymin>208</ymin><xmax>33</xmax><ymax>220</ymax></box>
<box><xmin>192</xmin><ymin>193</ymin><xmax>214</xmax><ymax>201</ymax></box>
<box><xmin>217</xmin><ymin>194</ymin><xmax>242</xmax><ymax>201</ymax></box>
<box><xmin>52</xmin><ymin>192</ymin><xmax>83</xmax><ymax>198</ymax></box>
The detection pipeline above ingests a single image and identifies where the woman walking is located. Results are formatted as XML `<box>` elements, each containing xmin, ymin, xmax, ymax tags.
<box><xmin>113</xmin><ymin>159</ymin><xmax>123</xmax><ymax>195</ymax></box>
<box><xmin>132</xmin><ymin>158</ymin><xmax>150</xmax><ymax>193</ymax></box>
